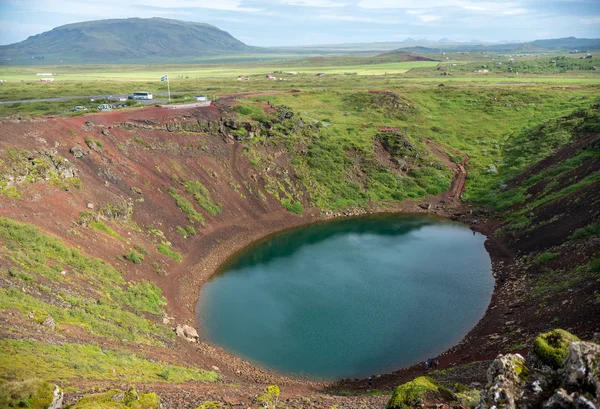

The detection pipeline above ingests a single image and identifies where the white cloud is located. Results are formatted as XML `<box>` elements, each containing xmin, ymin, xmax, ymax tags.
<box><xmin>279</xmin><ymin>0</ymin><xmax>346</xmax><ymax>7</ymax></box>
<box><xmin>18</xmin><ymin>0</ymin><xmax>261</xmax><ymax>16</ymax></box>
<box><xmin>419</xmin><ymin>14</ymin><xmax>442</xmax><ymax>21</ymax></box>
<box><xmin>501</xmin><ymin>8</ymin><xmax>527</xmax><ymax>15</ymax></box>
<box><xmin>580</xmin><ymin>16</ymin><xmax>600</xmax><ymax>25</ymax></box>
<box><xmin>314</xmin><ymin>14</ymin><xmax>398</xmax><ymax>23</ymax></box>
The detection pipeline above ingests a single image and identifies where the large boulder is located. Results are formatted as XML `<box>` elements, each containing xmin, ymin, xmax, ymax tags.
<box><xmin>176</xmin><ymin>324</ymin><xmax>199</xmax><ymax>342</ymax></box>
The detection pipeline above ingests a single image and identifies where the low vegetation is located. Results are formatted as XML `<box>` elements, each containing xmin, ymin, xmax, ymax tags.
<box><xmin>387</xmin><ymin>376</ymin><xmax>454</xmax><ymax>409</ymax></box>
<box><xmin>0</xmin><ymin>339</ymin><xmax>217</xmax><ymax>383</ymax></box>
<box><xmin>168</xmin><ymin>187</ymin><xmax>205</xmax><ymax>224</ymax></box>
<box><xmin>183</xmin><ymin>180</ymin><xmax>222</xmax><ymax>216</ymax></box>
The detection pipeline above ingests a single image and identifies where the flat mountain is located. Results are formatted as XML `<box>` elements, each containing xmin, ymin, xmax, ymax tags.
<box><xmin>0</xmin><ymin>17</ymin><xmax>256</xmax><ymax>64</ymax></box>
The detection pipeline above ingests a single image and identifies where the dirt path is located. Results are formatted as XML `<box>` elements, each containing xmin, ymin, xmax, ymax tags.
<box><xmin>424</xmin><ymin>137</ymin><xmax>469</xmax><ymax>200</ymax></box>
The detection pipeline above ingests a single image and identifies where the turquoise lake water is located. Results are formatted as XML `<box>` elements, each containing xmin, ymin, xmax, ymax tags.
<box><xmin>197</xmin><ymin>215</ymin><xmax>493</xmax><ymax>379</ymax></box>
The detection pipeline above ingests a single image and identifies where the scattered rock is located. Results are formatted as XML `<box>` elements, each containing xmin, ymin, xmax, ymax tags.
<box><xmin>70</xmin><ymin>145</ymin><xmax>86</xmax><ymax>158</ymax></box>
<box><xmin>49</xmin><ymin>385</ymin><xmax>63</xmax><ymax>409</ymax></box>
<box><xmin>42</xmin><ymin>315</ymin><xmax>56</xmax><ymax>330</ymax></box>
<box><xmin>87</xmin><ymin>203</ymin><xmax>94</xmax><ymax>209</ymax></box>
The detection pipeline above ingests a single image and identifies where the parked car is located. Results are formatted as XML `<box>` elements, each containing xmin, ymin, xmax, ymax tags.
<box><xmin>71</xmin><ymin>106</ymin><xmax>88</xmax><ymax>112</ymax></box>
<box><xmin>97</xmin><ymin>104</ymin><xmax>113</xmax><ymax>111</ymax></box>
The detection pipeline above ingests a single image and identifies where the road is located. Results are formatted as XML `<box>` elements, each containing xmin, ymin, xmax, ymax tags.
<box><xmin>0</xmin><ymin>92</ymin><xmax>182</xmax><ymax>106</ymax></box>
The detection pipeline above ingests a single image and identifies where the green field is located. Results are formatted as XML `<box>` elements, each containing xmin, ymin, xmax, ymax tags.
<box><xmin>0</xmin><ymin>61</ymin><xmax>439</xmax><ymax>82</ymax></box>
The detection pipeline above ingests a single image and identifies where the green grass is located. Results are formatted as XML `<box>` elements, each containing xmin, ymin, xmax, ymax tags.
<box><xmin>156</xmin><ymin>242</ymin><xmax>183</xmax><ymax>263</ymax></box>
<box><xmin>281</xmin><ymin>199</ymin><xmax>303</xmax><ymax>214</ymax></box>
<box><xmin>183</xmin><ymin>181</ymin><xmax>222</xmax><ymax>216</ymax></box>
<box><xmin>70</xmin><ymin>387</ymin><xmax>161</xmax><ymax>409</ymax></box>
<box><xmin>0</xmin><ymin>217</ymin><xmax>172</xmax><ymax>343</ymax></box>
<box><xmin>0</xmin><ymin>379</ymin><xmax>55</xmax><ymax>409</ymax></box>
<box><xmin>89</xmin><ymin>220</ymin><xmax>124</xmax><ymax>241</ymax></box>
<box><xmin>570</xmin><ymin>218</ymin><xmax>600</xmax><ymax>240</ymax></box>
<box><xmin>167</xmin><ymin>187</ymin><xmax>204</xmax><ymax>224</ymax></box>
<box><xmin>535</xmin><ymin>252</ymin><xmax>560</xmax><ymax>264</ymax></box>
<box><xmin>0</xmin><ymin>339</ymin><xmax>218</xmax><ymax>383</ymax></box>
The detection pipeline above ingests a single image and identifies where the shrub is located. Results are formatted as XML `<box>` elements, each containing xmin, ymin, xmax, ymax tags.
<box><xmin>124</xmin><ymin>250</ymin><xmax>144</xmax><ymax>264</ymax></box>
<box><xmin>256</xmin><ymin>385</ymin><xmax>280</xmax><ymax>409</ymax></box>
<box><xmin>133</xmin><ymin>244</ymin><xmax>148</xmax><ymax>256</ymax></box>
<box><xmin>588</xmin><ymin>258</ymin><xmax>600</xmax><ymax>273</ymax></box>
<box><xmin>570</xmin><ymin>219</ymin><xmax>600</xmax><ymax>240</ymax></box>
<box><xmin>535</xmin><ymin>252</ymin><xmax>559</xmax><ymax>264</ymax></box>
<box><xmin>185</xmin><ymin>225</ymin><xmax>196</xmax><ymax>236</ymax></box>
<box><xmin>176</xmin><ymin>226</ymin><xmax>188</xmax><ymax>238</ymax></box>
<box><xmin>532</xmin><ymin>329</ymin><xmax>580</xmax><ymax>369</ymax></box>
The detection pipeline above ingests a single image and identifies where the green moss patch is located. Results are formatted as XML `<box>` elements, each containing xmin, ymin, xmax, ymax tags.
<box><xmin>71</xmin><ymin>387</ymin><xmax>160</xmax><ymax>409</ymax></box>
<box><xmin>532</xmin><ymin>329</ymin><xmax>580</xmax><ymax>369</ymax></box>
<box><xmin>0</xmin><ymin>379</ymin><xmax>55</xmax><ymax>409</ymax></box>
<box><xmin>387</xmin><ymin>376</ymin><xmax>454</xmax><ymax>409</ymax></box>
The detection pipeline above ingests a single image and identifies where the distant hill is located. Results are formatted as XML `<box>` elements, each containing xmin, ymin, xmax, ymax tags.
<box><xmin>394</xmin><ymin>37</ymin><xmax>600</xmax><ymax>54</ymax></box>
<box><xmin>0</xmin><ymin>18</ymin><xmax>256</xmax><ymax>64</ymax></box>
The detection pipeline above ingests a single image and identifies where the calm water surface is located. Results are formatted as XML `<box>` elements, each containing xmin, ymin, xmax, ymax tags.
<box><xmin>197</xmin><ymin>215</ymin><xmax>493</xmax><ymax>379</ymax></box>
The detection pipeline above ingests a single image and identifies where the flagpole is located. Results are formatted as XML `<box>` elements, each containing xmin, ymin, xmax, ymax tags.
<box><xmin>167</xmin><ymin>74</ymin><xmax>170</xmax><ymax>102</ymax></box>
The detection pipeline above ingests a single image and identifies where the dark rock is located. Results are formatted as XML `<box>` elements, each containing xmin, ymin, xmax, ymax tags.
<box><xmin>70</xmin><ymin>145</ymin><xmax>86</xmax><ymax>158</ymax></box>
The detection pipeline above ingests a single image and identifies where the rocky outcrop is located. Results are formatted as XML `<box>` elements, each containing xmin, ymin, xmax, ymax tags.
<box><xmin>477</xmin><ymin>330</ymin><xmax>599</xmax><ymax>409</ymax></box>
<box><xmin>0</xmin><ymin>149</ymin><xmax>78</xmax><ymax>188</ymax></box>
<box><xmin>479</xmin><ymin>353</ymin><xmax>528</xmax><ymax>409</ymax></box>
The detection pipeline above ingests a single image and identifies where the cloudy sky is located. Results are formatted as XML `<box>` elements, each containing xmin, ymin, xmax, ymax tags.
<box><xmin>0</xmin><ymin>0</ymin><xmax>598</xmax><ymax>46</ymax></box>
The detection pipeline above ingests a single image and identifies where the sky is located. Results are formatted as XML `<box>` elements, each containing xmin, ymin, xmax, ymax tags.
<box><xmin>0</xmin><ymin>0</ymin><xmax>599</xmax><ymax>47</ymax></box>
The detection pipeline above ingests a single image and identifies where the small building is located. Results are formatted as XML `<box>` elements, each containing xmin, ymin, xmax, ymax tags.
<box><xmin>39</xmin><ymin>78</ymin><xmax>54</xmax><ymax>82</ymax></box>
<box><xmin>195</xmin><ymin>95</ymin><xmax>208</xmax><ymax>101</ymax></box>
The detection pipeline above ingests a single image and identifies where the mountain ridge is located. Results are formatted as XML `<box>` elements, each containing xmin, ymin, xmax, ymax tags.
<box><xmin>0</xmin><ymin>17</ymin><xmax>256</xmax><ymax>64</ymax></box>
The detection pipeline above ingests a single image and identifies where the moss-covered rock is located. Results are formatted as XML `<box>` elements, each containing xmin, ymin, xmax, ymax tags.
<box><xmin>533</xmin><ymin>329</ymin><xmax>580</xmax><ymax>369</ymax></box>
<box><xmin>386</xmin><ymin>376</ymin><xmax>454</xmax><ymax>409</ymax></box>
<box><xmin>455</xmin><ymin>389</ymin><xmax>481</xmax><ymax>409</ymax></box>
<box><xmin>71</xmin><ymin>388</ymin><xmax>160</xmax><ymax>409</ymax></box>
<box><xmin>0</xmin><ymin>379</ymin><xmax>55</xmax><ymax>409</ymax></box>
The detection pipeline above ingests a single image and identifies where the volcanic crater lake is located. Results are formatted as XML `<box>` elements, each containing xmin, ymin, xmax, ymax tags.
<box><xmin>197</xmin><ymin>215</ymin><xmax>494</xmax><ymax>380</ymax></box>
